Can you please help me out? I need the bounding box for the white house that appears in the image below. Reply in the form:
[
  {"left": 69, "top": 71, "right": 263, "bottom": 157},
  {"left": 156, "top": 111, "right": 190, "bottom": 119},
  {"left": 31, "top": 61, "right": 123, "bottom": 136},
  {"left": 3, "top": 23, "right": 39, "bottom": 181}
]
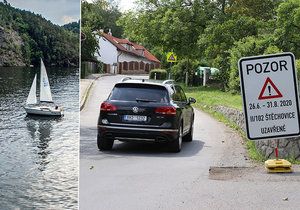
[{"left": 95, "top": 32, "right": 161, "bottom": 74}]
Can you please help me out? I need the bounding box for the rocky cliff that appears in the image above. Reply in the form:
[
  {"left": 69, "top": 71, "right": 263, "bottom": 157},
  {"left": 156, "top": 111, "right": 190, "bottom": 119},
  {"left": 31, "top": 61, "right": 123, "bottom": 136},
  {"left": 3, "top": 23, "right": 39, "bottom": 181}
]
[{"left": 0, "top": 26, "right": 26, "bottom": 66}]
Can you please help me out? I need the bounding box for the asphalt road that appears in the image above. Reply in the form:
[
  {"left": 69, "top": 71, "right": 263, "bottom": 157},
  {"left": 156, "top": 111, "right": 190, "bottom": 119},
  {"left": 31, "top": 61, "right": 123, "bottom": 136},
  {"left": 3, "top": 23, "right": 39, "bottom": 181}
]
[{"left": 80, "top": 75, "right": 300, "bottom": 210}]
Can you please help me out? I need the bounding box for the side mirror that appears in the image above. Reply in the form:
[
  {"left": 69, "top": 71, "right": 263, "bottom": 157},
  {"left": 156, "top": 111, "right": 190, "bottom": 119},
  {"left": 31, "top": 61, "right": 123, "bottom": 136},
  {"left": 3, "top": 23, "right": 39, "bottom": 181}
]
[{"left": 188, "top": 97, "right": 196, "bottom": 104}]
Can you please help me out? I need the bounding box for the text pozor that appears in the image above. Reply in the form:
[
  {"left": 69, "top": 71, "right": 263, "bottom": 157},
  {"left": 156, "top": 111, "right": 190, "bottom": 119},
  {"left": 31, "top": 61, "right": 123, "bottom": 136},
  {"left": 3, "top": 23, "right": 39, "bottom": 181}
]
[{"left": 246, "top": 60, "right": 288, "bottom": 75}]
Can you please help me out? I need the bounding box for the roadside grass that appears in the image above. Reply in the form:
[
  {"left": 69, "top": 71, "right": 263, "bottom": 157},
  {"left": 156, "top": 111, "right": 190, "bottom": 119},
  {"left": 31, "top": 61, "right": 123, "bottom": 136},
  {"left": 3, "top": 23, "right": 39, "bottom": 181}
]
[
  {"left": 183, "top": 86, "right": 243, "bottom": 110},
  {"left": 183, "top": 85, "right": 267, "bottom": 163},
  {"left": 184, "top": 85, "right": 300, "bottom": 164}
]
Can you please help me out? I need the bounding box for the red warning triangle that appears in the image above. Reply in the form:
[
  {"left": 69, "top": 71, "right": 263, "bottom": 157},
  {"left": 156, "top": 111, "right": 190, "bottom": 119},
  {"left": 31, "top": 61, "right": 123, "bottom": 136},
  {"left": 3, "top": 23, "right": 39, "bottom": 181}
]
[
  {"left": 169, "top": 54, "right": 175, "bottom": 61},
  {"left": 258, "top": 77, "right": 283, "bottom": 100}
]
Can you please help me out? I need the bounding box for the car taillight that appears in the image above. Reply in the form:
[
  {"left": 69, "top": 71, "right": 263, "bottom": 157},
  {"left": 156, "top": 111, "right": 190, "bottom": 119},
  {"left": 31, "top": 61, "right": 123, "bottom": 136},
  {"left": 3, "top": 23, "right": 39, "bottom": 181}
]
[
  {"left": 155, "top": 106, "right": 176, "bottom": 115},
  {"left": 100, "top": 102, "right": 117, "bottom": 112}
]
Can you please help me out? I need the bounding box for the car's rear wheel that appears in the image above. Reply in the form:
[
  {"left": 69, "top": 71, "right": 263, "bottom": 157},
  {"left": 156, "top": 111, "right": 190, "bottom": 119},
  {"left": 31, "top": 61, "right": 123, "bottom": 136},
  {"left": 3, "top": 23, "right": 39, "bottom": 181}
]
[
  {"left": 183, "top": 120, "right": 193, "bottom": 142},
  {"left": 169, "top": 123, "right": 182, "bottom": 153},
  {"left": 97, "top": 134, "right": 114, "bottom": 150}
]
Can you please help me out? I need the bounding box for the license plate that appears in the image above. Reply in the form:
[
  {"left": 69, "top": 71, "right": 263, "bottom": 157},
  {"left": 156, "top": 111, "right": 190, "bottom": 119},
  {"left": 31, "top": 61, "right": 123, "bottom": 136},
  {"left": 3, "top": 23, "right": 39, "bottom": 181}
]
[{"left": 123, "top": 115, "right": 147, "bottom": 122}]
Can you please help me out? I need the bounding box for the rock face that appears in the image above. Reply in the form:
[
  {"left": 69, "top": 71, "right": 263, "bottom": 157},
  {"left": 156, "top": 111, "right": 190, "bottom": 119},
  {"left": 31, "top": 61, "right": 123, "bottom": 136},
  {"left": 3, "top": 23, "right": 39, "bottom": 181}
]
[
  {"left": 0, "top": 26, "right": 26, "bottom": 66},
  {"left": 214, "top": 105, "right": 300, "bottom": 160}
]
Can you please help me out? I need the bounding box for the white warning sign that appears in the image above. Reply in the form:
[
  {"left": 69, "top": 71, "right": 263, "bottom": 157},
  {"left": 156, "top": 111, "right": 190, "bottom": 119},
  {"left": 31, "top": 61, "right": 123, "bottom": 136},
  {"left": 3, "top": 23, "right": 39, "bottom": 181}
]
[{"left": 239, "top": 53, "right": 300, "bottom": 140}]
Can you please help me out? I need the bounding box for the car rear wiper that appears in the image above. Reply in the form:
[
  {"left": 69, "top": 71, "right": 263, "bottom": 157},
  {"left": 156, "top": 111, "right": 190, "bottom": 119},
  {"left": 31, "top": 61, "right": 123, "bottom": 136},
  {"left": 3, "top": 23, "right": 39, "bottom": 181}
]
[{"left": 136, "top": 98, "right": 157, "bottom": 102}]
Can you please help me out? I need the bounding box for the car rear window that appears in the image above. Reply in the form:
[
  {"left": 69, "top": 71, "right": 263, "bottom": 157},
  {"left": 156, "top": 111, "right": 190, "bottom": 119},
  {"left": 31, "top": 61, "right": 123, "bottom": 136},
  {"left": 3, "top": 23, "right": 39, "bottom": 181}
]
[{"left": 109, "top": 84, "right": 169, "bottom": 103}]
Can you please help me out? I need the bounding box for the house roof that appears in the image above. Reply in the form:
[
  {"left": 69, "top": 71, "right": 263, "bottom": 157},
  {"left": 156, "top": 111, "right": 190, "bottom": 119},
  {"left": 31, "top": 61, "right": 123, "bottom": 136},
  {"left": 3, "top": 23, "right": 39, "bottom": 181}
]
[{"left": 101, "top": 33, "right": 160, "bottom": 63}]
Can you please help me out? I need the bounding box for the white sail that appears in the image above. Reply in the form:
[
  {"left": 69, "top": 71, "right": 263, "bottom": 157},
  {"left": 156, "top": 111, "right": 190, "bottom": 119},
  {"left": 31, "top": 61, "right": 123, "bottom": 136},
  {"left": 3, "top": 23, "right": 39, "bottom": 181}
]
[
  {"left": 40, "top": 59, "right": 53, "bottom": 102},
  {"left": 26, "top": 74, "right": 37, "bottom": 105}
]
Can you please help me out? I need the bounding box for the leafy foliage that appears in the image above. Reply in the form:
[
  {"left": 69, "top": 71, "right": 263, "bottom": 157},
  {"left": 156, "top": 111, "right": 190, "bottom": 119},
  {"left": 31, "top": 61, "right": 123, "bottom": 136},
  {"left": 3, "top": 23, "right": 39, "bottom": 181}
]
[
  {"left": 81, "top": 0, "right": 123, "bottom": 61},
  {"left": 198, "top": 16, "right": 259, "bottom": 86},
  {"left": 228, "top": 35, "right": 281, "bottom": 93},
  {"left": 117, "top": 0, "right": 299, "bottom": 92},
  {"left": 81, "top": 26, "right": 98, "bottom": 61},
  {"left": 227, "top": 0, "right": 300, "bottom": 92},
  {"left": 63, "top": 21, "right": 80, "bottom": 34},
  {"left": 296, "top": 59, "right": 300, "bottom": 79},
  {"left": 149, "top": 69, "right": 168, "bottom": 80},
  {"left": 118, "top": 0, "right": 215, "bottom": 62},
  {"left": 225, "top": 0, "right": 278, "bottom": 20},
  {"left": 274, "top": 0, "right": 300, "bottom": 58},
  {"left": 170, "top": 59, "right": 199, "bottom": 85}
]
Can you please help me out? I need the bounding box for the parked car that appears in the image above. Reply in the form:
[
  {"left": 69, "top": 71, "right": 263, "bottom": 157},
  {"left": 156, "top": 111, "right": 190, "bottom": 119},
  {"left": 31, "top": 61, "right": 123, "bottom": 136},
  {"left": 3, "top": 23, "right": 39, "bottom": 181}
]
[{"left": 97, "top": 78, "right": 196, "bottom": 152}]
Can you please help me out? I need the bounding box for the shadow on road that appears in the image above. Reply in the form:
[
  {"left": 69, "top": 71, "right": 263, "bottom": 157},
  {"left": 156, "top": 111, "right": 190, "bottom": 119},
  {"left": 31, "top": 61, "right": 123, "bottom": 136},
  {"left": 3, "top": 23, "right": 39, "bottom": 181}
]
[
  {"left": 80, "top": 125, "right": 205, "bottom": 158},
  {"left": 100, "top": 139, "right": 205, "bottom": 158}
]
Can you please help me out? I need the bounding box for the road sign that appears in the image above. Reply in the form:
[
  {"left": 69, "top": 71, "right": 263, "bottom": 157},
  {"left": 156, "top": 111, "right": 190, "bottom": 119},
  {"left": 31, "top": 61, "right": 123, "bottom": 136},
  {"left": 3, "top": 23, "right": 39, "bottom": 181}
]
[
  {"left": 239, "top": 52, "right": 300, "bottom": 140},
  {"left": 258, "top": 77, "right": 283, "bottom": 100},
  {"left": 167, "top": 52, "right": 177, "bottom": 62}
]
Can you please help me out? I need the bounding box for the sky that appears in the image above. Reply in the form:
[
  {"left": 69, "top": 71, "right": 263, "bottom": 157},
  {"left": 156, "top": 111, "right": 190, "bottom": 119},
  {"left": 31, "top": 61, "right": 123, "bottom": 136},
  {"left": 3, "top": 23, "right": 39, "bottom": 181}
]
[
  {"left": 86, "top": 0, "right": 136, "bottom": 12},
  {"left": 1, "top": 0, "right": 80, "bottom": 26},
  {"left": 112, "top": 0, "right": 136, "bottom": 12}
]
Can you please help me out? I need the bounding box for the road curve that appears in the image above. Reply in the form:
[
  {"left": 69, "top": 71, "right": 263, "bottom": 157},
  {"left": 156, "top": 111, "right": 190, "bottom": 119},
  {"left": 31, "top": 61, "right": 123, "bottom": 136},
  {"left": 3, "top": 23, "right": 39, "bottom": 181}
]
[{"left": 80, "top": 75, "right": 300, "bottom": 210}]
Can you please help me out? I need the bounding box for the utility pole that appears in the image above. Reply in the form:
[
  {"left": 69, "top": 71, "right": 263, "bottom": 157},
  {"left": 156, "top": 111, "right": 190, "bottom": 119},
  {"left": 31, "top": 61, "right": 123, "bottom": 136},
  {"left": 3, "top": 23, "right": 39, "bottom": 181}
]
[{"left": 185, "top": 72, "right": 188, "bottom": 86}]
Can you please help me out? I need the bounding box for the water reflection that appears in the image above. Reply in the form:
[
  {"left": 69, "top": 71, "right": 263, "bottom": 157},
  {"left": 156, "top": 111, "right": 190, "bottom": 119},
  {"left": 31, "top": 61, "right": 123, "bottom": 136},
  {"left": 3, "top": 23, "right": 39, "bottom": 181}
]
[
  {"left": 0, "top": 67, "right": 78, "bottom": 209},
  {"left": 25, "top": 116, "right": 62, "bottom": 171}
]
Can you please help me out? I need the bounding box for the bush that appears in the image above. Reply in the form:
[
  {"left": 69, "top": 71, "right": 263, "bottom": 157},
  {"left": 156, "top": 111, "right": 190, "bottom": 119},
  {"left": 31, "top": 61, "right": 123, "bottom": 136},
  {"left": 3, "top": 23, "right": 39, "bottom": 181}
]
[
  {"left": 149, "top": 69, "right": 168, "bottom": 80},
  {"left": 228, "top": 35, "right": 281, "bottom": 93},
  {"left": 170, "top": 59, "right": 199, "bottom": 85},
  {"left": 296, "top": 59, "right": 300, "bottom": 79}
]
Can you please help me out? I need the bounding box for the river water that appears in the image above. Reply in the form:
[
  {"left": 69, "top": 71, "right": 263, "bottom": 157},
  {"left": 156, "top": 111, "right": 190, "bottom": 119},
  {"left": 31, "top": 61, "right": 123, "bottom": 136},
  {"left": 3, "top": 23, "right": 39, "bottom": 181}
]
[{"left": 0, "top": 67, "right": 79, "bottom": 209}]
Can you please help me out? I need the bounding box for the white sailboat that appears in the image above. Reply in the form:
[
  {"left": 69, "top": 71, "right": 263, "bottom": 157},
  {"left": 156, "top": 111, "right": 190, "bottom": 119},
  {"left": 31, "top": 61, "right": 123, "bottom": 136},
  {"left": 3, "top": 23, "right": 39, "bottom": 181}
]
[{"left": 24, "top": 59, "right": 63, "bottom": 116}]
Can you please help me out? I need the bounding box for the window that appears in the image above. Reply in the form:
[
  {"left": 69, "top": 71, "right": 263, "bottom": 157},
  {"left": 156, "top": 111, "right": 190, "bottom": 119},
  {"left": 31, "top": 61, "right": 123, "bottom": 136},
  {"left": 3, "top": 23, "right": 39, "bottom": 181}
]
[
  {"left": 171, "top": 86, "right": 187, "bottom": 102},
  {"left": 109, "top": 85, "right": 169, "bottom": 103},
  {"left": 126, "top": 44, "right": 132, "bottom": 51}
]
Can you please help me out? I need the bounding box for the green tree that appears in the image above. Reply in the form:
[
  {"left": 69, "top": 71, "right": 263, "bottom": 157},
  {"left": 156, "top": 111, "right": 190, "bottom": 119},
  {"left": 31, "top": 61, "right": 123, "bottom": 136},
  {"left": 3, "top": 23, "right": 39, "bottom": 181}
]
[
  {"left": 81, "top": 26, "right": 98, "bottom": 61},
  {"left": 0, "top": 2, "right": 79, "bottom": 67},
  {"left": 225, "top": 0, "right": 278, "bottom": 20},
  {"left": 228, "top": 35, "right": 281, "bottom": 93},
  {"left": 198, "top": 16, "right": 258, "bottom": 87},
  {"left": 81, "top": 0, "right": 123, "bottom": 61},
  {"left": 274, "top": 0, "right": 300, "bottom": 58},
  {"left": 118, "top": 0, "right": 217, "bottom": 70}
]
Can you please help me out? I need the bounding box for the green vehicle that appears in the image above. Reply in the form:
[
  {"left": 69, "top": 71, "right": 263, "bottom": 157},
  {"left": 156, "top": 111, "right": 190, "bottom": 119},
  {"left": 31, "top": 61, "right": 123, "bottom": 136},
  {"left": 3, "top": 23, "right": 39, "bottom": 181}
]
[{"left": 195, "top": 66, "right": 220, "bottom": 79}]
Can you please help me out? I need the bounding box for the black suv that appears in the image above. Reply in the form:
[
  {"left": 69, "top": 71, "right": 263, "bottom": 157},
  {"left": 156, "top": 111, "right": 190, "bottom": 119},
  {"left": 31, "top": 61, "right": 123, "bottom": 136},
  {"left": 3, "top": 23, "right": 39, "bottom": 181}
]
[{"left": 97, "top": 78, "right": 196, "bottom": 152}]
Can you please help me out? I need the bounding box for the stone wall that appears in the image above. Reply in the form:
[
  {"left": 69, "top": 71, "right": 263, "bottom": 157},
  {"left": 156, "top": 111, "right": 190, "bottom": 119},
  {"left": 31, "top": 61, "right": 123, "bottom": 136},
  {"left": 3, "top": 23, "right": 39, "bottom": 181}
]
[{"left": 213, "top": 105, "right": 300, "bottom": 160}]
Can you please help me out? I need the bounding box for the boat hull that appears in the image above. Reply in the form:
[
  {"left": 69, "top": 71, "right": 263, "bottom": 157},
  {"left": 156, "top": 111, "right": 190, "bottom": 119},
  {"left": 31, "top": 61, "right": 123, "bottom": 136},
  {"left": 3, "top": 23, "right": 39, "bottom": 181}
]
[{"left": 25, "top": 106, "right": 63, "bottom": 116}]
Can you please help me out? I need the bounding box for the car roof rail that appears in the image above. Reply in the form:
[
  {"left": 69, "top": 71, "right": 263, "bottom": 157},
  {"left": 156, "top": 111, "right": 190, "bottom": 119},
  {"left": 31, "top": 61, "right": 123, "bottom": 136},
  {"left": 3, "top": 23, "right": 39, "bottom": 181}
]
[
  {"left": 162, "top": 80, "right": 175, "bottom": 85},
  {"left": 121, "top": 77, "right": 132, "bottom": 82}
]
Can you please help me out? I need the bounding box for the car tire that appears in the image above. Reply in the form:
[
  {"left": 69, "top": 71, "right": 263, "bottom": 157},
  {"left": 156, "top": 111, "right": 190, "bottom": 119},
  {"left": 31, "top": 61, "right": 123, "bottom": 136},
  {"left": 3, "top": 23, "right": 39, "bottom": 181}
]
[
  {"left": 97, "top": 134, "right": 114, "bottom": 151},
  {"left": 169, "top": 123, "right": 182, "bottom": 153},
  {"left": 183, "top": 120, "right": 193, "bottom": 142}
]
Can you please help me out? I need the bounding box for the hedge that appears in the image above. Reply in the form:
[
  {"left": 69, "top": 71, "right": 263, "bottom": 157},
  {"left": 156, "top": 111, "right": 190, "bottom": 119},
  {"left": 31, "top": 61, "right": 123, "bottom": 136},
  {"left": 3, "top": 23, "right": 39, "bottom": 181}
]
[{"left": 149, "top": 69, "right": 168, "bottom": 80}]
